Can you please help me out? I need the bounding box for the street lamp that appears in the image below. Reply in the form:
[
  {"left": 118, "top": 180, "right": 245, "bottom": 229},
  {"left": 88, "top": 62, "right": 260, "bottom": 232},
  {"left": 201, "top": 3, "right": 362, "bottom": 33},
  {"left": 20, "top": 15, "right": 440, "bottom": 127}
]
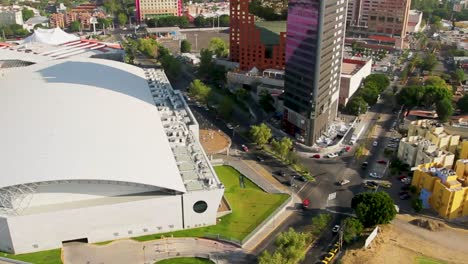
[{"left": 194, "top": 33, "right": 198, "bottom": 52}]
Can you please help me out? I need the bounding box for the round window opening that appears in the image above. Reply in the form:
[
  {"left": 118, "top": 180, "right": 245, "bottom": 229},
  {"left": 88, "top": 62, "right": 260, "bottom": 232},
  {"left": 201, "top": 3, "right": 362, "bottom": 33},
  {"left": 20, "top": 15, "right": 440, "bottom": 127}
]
[{"left": 193, "top": 201, "right": 208, "bottom": 213}]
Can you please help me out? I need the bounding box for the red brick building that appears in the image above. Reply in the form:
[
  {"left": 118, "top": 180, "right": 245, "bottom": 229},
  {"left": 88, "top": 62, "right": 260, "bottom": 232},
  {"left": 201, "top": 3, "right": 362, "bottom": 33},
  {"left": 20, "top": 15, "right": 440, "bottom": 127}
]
[{"left": 229, "top": 0, "right": 286, "bottom": 71}]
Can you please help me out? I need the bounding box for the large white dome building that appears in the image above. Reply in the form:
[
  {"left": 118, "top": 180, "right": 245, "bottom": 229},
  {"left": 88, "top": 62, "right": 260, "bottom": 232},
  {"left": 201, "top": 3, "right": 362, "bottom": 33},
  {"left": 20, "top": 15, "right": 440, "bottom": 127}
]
[{"left": 0, "top": 52, "right": 224, "bottom": 254}]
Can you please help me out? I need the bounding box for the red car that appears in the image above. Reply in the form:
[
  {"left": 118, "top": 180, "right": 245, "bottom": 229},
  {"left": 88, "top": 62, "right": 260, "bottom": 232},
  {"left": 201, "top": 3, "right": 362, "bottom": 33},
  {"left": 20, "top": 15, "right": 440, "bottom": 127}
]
[
  {"left": 345, "top": 146, "right": 351, "bottom": 152},
  {"left": 302, "top": 199, "right": 310, "bottom": 209},
  {"left": 311, "top": 154, "right": 321, "bottom": 159},
  {"left": 398, "top": 175, "right": 407, "bottom": 180},
  {"left": 377, "top": 160, "right": 387, "bottom": 164},
  {"left": 241, "top": 144, "right": 249, "bottom": 152}
]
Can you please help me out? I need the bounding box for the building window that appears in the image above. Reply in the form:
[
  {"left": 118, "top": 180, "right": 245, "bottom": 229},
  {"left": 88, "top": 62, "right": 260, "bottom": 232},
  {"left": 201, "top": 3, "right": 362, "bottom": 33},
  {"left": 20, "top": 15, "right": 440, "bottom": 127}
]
[{"left": 193, "top": 200, "right": 208, "bottom": 213}]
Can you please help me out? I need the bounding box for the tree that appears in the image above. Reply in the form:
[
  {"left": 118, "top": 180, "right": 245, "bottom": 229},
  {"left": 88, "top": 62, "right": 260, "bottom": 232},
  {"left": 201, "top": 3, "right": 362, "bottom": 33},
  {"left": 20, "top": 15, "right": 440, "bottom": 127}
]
[
  {"left": 274, "top": 228, "right": 310, "bottom": 264},
  {"left": 412, "top": 199, "right": 423, "bottom": 212},
  {"left": 103, "top": 0, "right": 121, "bottom": 14},
  {"left": 194, "top": 16, "right": 209, "bottom": 27},
  {"left": 198, "top": 48, "right": 214, "bottom": 77},
  {"left": 118, "top": 13, "right": 127, "bottom": 26},
  {"left": 258, "top": 251, "right": 285, "bottom": 264},
  {"left": 188, "top": 79, "right": 211, "bottom": 104},
  {"left": 436, "top": 98, "right": 454, "bottom": 122},
  {"left": 208, "top": 37, "right": 228, "bottom": 58},
  {"left": 457, "top": 94, "right": 468, "bottom": 114},
  {"left": 259, "top": 89, "right": 275, "bottom": 112},
  {"left": 180, "top": 39, "right": 191, "bottom": 53},
  {"left": 271, "top": 137, "right": 293, "bottom": 160},
  {"left": 250, "top": 123, "right": 272, "bottom": 147},
  {"left": 235, "top": 88, "right": 249, "bottom": 100},
  {"left": 360, "top": 83, "right": 380, "bottom": 105},
  {"left": 310, "top": 214, "right": 332, "bottom": 235},
  {"left": 344, "top": 96, "right": 368, "bottom": 115},
  {"left": 421, "top": 54, "right": 438, "bottom": 71},
  {"left": 364, "top": 74, "right": 390, "bottom": 92},
  {"left": 70, "top": 21, "right": 80, "bottom": 32},
  {"left": 22, "top": 8, "right": 34, "bottom": 22},
  {"left": 424, "top": 76, "right": 450, "bottom": 90},
  {"left": 219, "top": 14, "right": 230, "bottom": 27},
  {"left": 218, "top": 96, "right": 234, "bottom": 120},
  {"left": 97, "top": 18, "right": 112, "bottom": 29},
  {"left": 137, "top": 38, "right": 158, "bottom": 58},
  {"left": 160, "top": 54, "right": 182, "bottom": 80},
  {"left": 351, "top": 192, "right": 397, "bottom": 227},
  {"left": 453, "top": 69, "right": 465, "bottom": 85},
  {"left": 343, "top": 217, "right": 364, "bottom": 244}
]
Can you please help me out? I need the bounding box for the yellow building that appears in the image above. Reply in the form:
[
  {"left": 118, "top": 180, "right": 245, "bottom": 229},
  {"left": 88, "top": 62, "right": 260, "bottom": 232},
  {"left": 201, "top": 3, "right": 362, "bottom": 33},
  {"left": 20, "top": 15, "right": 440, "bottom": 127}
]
[
  {"left": 408, "top": 120, "right": 460, "bottom": 153},
  {"left": 460, "top": 140, "right": 468, "bottom": 160},
  {"left": 412, "top": 161, "right": 468, "bottom": 220}
]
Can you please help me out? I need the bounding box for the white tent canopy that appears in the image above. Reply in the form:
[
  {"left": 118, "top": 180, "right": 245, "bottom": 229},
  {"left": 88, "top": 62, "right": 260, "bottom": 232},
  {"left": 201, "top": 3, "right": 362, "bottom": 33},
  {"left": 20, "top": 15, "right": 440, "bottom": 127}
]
[{"left": 23, "top": 27, "right": 80, "bottom": 46}]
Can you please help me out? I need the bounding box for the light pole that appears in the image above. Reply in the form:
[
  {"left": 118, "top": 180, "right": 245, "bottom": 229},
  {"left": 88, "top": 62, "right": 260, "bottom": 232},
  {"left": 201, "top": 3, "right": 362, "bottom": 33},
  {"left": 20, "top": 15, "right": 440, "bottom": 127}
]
[{"left": 194, "top": 33, "right": 198, "bottom": 52}]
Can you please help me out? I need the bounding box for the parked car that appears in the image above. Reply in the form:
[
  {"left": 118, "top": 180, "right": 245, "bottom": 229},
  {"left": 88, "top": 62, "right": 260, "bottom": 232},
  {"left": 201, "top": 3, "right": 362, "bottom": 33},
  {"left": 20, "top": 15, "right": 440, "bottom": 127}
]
[
  {"left": 399, "top": 191, "right": 409, "bottom": 196},
  {"left": 324, "top": 252, "right": 335, "bottom": 262},
  {"left": 401, "top": 185, "right": 411, "bottom": 191},
  {"left": 332, "top": 225, "right": 340, "bottom": 233},
  {"left": 379, "top": 182, "right": 392, "bottom": 188},
  {"left": 226, "top": 123, "right": 234, "bottom": 130},
  {"left": 302, "top": 199, "right": 310, "bottom": 209},
  {"left": 294, "top": 175, "right": 307, "bottom": 182},
  {"left": 401, "top": 178, "right": 411, "bottom": 184},
  {"left": 327, "top": 153, "right": 338, "bottom": 158},
  {"left": 361, "top": 161, "right": 369, "bottom": 169},
  {"left": 339, "top": 179, "right": 350, "bottom": 186},
  {"left": 365, "top": 181, "right": 378, "bottom": 190},
  {"left": 369, "top": 172, "right": 382, "bottom": 178},
  {"left": 344, "top": 146, "right": 351, "bottom": 152},
  {"left": 277, "top": 170, "right": 286, "bottom": 177},
  {"left": 398, "top": 175, "right": 407, "bottom": 180},
  {"left": 373, "top": 141, "right": 378, "bottom": 147},
  {"left": 256, "top": 156, "right": 265, "bottom": 162},
  {"left": 400, "top": 193, "right": 411, "bottom": 200},
  {"left": 377, "top": 160, "right": 388, "bottom": 164},
  {"left": 241, "top": 144, "right": 249, "bottom": 152},
  {"left": 311, "top": 154, "right": 321, "bottom": 159}
]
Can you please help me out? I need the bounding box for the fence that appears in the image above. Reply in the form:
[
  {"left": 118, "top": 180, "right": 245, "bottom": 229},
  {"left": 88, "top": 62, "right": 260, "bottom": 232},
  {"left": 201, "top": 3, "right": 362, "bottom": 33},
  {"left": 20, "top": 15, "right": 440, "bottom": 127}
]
[{"left": 240, "top": 195, "right": 293, "bottom": 247}]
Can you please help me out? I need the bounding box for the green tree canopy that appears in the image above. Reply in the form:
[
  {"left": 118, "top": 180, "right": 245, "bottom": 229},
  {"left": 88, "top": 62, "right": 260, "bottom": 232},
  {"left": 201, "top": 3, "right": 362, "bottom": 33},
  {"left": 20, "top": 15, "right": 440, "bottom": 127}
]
[
  {"left": 70, "top": 21, "right": 81, "bottom": 32},
  {"left": 310, "top": 213, "right": 332, "bottom": 235},
  {"left": 218, "top": 96, "right": 235, "bottom": 120},
  {"left": 118, "top": 13, "right": 127, "bottom": 26},
  {"left": 22, "top": 8, "right": 34, "bottom": 22},
  {"left": 343, "top": 217, "right": 364, "bottom": 244},
  {"left": 457, "top": 94, "right": 468, "bottom": 114},
  {"left": 344, "top": 96, "right": 368, "bottom": 115},
  {"left": 359, "top": 82, "right": 380, "bottom": 105},
  {"left": 250, "top": 123, "right": 272, "bottom": 147},
  {"left": 219, "top": 14, "right": 230, "bottom": 27},
  {"left": 208, "top": 37, "right": 228, "bottom": 58},
  {"left": 259, "top": 89, "right": 275, "bottom": 112},
  {"left": 258, "top": 251, "right": 285, "bottom": 264},
  {"left": 271, "top": 137, "right": 293, "bottom": 160},
  {"left": 103, "top": 0, "right": 121, "bottom": 14},
  {"left": 137, "top": 38, "right": 158, "bottom": 58},
  {"left": 160, "top": 54, "right": 181, "bottom": 80},
  {"left": 188, "top": 79, "right": 211, "bottom": 104},
  {"left": 351, "top": 192, "right": 397, "bottom": 227},
  {"left": 275, "top": 227, "right": 310, "bottom": 263},
  {"left": 453, "top": 69, "right": 465, "bottom": 85},
  {"left": 180, "top": 39, "right": 191, "bottom": 53},
  {"left": 198, "top": 48, "right": 214, "bottom": 77},
  {"left": 436, "top": 98, "right": 454, "bottom": 122},
  {"left": 363, "top": 73, "right": 390, "bottom": 92},
  {"left": 424, "top": 76, "right": 450, "bottom": 90}
]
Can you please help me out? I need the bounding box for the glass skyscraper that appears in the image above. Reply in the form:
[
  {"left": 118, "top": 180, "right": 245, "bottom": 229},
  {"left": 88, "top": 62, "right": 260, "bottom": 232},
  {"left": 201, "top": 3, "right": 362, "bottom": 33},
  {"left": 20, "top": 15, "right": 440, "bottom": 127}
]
[{"left": 283, "top": 0, "right": 348, "bottom": 146}]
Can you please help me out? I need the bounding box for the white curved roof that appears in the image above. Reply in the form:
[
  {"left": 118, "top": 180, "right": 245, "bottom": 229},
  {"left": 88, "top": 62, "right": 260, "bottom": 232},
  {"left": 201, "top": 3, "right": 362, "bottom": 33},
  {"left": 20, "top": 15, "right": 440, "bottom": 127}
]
[
  {"left": 0, "top": 58, "right": 186, "bottom": 193},
  {"left": 23, "top": 27, "right": 80, "bottom": 46}
]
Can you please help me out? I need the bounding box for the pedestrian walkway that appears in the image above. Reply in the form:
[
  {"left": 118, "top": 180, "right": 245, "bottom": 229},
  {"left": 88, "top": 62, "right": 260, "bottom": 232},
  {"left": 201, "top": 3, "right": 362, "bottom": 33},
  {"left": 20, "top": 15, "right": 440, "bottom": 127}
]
[
  {"left": 223, "top": 157, "right": 285, "bottom": 194},
  {"left": 243, "top": 160, "right": 289, "bottom": 193},
  {"left": 63, "top": 238, "right": 247, "bottom": 264}
]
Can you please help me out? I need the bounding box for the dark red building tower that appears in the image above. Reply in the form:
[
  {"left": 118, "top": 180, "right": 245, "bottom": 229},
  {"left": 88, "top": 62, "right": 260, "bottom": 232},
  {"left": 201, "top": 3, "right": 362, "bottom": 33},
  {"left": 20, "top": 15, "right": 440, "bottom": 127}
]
[{"left": 229, "top": 0, "right": 287, "bottom": 71}]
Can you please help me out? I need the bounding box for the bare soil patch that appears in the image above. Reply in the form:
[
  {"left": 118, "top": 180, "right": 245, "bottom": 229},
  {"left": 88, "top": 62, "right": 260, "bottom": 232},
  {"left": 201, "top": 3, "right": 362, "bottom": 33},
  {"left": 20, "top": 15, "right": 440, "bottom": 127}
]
[{"left": 199, "top": 129, "right": 230, "bottom": 154}]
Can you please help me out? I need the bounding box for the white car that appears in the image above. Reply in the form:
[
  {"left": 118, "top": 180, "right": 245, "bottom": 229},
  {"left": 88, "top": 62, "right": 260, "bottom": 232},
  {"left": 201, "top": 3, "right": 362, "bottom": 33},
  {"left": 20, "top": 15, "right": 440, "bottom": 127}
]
[
  {"left": 372, "top": 141, "right": 378, "bottom": 147},
  {"left": 327, "top": 153, "right": 338, "bottom": 158},
  {"left": 369, "top": 172, "right": 382, "bottom": 178},
  {"left": 401, "top": 177, "right": 411, "bottom": 184},
  {"left": 332, "top": 225, "right": 340, "bottom": 233},
  {"left": 339, "top": 179, "right": 350, "bottom": 186}
]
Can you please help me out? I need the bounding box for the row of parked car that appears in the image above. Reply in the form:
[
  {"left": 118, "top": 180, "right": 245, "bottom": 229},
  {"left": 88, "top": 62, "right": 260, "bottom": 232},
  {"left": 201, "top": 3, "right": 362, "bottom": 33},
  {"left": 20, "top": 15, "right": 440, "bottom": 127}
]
[
  {"left": 310, "top": 146, "right": 352, "bottom": 159},
  {"left": 320, "top": 242, "right": 340, "bottom": 264}
]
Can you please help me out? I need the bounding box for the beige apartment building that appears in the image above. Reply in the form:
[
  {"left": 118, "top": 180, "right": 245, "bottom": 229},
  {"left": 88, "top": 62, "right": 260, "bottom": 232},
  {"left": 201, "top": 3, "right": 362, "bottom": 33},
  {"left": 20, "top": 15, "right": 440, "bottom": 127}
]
[
  {"left": 136, "top": 0, "right": 182, "bottom": 22},
  {"left": 398, "top": 136, "right": 455, "bottom": 168},
  {"left": 408, "top": 120, "right": 460, "bottom": 153}
]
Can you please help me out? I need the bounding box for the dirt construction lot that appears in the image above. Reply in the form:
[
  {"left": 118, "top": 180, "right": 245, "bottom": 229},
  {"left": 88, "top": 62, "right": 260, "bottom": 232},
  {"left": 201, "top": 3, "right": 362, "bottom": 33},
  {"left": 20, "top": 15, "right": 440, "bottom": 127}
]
[{"left": 342, "top": 214, "right": 468, "bottom": 264}]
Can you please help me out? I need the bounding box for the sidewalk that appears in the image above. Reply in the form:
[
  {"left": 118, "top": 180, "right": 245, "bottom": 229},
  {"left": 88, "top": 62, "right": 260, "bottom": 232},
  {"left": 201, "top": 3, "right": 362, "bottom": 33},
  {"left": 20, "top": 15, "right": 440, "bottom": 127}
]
[{"left": 62, "top": 238, "right": 248, "bottom": 264}]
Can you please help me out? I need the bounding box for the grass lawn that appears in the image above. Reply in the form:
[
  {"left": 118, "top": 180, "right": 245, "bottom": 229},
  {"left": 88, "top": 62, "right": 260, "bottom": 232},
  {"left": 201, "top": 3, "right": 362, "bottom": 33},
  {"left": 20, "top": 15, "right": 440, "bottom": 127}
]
[
  {"left": 415, "top": 256, "right": 446, "bottom": 264},
  {"left": 133, "top": 165, "right": 289, "bottom": 242},
  {"left": 155, "top": 257, "right": 214, "bottom": 264},
  {"left": 0, "top": 248, "right": 62, "bottom": 264}
]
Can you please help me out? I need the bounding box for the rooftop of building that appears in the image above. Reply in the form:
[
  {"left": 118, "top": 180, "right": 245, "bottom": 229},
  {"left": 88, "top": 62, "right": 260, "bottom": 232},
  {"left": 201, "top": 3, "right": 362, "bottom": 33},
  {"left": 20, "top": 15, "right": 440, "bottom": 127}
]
[
  {"left": 341, "top": 58, "right": 370, "bottom": 75},
  {"left": 255, "top": 20, "right": 286, "bottom": 45}
]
